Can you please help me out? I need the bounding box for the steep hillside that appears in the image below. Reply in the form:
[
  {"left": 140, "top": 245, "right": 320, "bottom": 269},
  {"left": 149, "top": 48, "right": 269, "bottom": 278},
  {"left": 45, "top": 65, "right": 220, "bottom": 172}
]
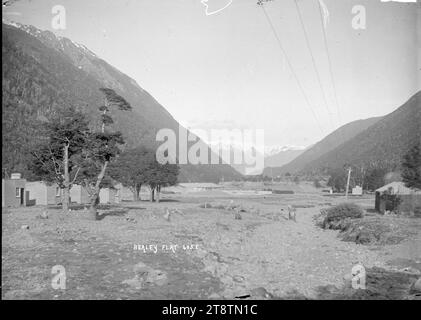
[
  {"left": 2, "top": 21, "right": 242, "bottom": 182},
  {"left": 264, "top": 116, "right": 381, "bottom": 176},
  {"left": 303, "top": 91, "right": 421, "bottom": 172}
]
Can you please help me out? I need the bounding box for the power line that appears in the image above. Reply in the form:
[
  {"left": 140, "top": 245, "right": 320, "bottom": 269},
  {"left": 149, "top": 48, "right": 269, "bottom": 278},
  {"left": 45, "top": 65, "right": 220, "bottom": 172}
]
[
  {"left": 316, "top": 0, "right": 342, "bottom": 126},
  {"left": 293, "top": 0, "right": 335, "bottom": 131},
  {"left": 260, "top": 4, "right": 325, "bottom": 135}
]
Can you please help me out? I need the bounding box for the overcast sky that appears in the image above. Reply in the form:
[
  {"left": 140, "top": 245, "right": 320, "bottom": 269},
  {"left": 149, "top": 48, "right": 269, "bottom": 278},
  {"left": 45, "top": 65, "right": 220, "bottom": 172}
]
[{"left": 3, "top": 0, "right": 420, "bottom": 148}]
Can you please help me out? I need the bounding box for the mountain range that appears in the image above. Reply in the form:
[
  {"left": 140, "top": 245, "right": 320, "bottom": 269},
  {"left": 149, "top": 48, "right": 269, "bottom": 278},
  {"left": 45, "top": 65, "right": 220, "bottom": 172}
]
[
  {"left": 264, "top": 91, "right": 421, "bottom": 176},
  {"left": 264, "top": 147, "right": 306, "bottom": 169},
  {"left": 2, "top": 21, "right": 242, "bottom": 182},
  {"left": 3, "top": 20, "right": 420, "bottom": 182}
]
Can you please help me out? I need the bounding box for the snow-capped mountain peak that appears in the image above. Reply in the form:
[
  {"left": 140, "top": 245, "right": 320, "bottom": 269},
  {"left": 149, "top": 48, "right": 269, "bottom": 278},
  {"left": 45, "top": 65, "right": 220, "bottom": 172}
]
[
  {"left": 3, "top": 19, "right": 97, "bottom": 58},
  {"left": 264, "top": 145, "right": 306, "bottom": 157}
]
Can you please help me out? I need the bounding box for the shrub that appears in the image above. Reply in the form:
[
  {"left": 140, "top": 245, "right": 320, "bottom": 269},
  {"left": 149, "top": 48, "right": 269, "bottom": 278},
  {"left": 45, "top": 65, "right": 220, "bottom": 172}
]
[
  {"left": 325, "top": 203, "right": 364, "bottom": 223},
  {"left": 340, "top": 217, "right": 411, "bottom": 245},
  {"left": 315, "top": 204, "right": 413, "bottom": 246},
  {"left": 315, "top": 203, "right": 364, "bottom": 230}
]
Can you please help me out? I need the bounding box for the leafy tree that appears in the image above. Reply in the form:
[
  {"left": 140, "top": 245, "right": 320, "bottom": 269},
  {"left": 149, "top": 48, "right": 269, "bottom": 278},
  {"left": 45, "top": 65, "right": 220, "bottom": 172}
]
[
  {"left": 327, "top": 169, "right": 346, "bottom": 192},
  {"left": 2, "top": 99, "right": 45, "bottom": 179},
  {"left": 263, "top": 175, "right": 272, "bottom": 182},
  {"left": 365, "top": 167, "right": 387, "bottom": 192},
  {"left": 30, "top": 107, "right": 89, "bottom": 211},
  {"left": 313, "top": 179, "right": 322, "bottom": 188},
  {"left": 144, "top": 160, "right": 179, "bottom": 202},
  {"left": 108, "top": 147, "right": 155, "bottom": 201},
  {"left": 77, "top": 88, "right": 132, "bottom": 219},
  {"left": 401, "top": 144, "right": 421, "bottom": 190}
]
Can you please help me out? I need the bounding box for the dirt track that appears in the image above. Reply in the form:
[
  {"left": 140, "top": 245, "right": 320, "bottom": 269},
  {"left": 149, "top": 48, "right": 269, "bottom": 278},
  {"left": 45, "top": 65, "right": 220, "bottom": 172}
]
[{"left": 2, "top": 191, "right": 420, "bottom": 299}]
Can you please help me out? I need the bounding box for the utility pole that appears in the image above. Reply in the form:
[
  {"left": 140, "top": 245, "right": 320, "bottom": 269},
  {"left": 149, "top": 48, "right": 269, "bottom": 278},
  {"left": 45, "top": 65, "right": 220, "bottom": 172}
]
[
  {"left": 360, "top": 165, "right": 365, "bottom": 193},
  {"left": 345, "top": 167, "right": 352, "bottom": 200}
]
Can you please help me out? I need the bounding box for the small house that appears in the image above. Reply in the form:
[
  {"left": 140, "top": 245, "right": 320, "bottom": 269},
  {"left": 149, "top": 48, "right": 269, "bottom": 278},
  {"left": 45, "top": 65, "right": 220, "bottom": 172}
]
[
  {"left": 99, "top": 188, "right": 120, "bottom": 204},
  {"left": 114, "top": 183, "right": 135, "bottom": 201},
  {"left": 25, "top": 181, "right": 62, "bottom": 206},
  {"left": 352, "top": 186, "right": 363, "bottom": 195},
  {"left": 70, "top": 184, "right": 90, "bottom": 204},
  {"left": 2, "top": 173, "right": 27, "bottom": 207},
  {"left": 375, "top": 181, "right": 421, "bottom": 214}
]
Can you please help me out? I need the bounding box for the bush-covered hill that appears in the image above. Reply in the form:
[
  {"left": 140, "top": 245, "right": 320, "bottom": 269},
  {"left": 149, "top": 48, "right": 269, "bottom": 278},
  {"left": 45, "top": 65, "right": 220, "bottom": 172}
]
[{"left": 266, "top": 91, "right": 420, "bottom": 176}]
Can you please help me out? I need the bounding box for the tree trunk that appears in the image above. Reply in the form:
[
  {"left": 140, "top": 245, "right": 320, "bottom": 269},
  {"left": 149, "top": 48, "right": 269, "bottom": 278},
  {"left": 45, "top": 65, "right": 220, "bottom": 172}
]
[
  {"left": 156, "top": 185, "right": 160, "bottom": 203},
  {"left": 89, "top": 161, "right": 109, "bottom": 220},
  {"left": 63, "top": 186, "right": 70, "bottom": 212},
  {"left": 101, "top": 107, "right": 107, "bottom": 133},
  {"left": 62, "top": 144, "right": 70, "bottom": 212},
  {"left": 150, "top": 187, "right": 155, "bottom": 202},
  {"left": 132, "top": 184, "right": 141, "bottom": 201},
  {"left": 132, "top": 189, "right": 139, "bottom": 201},
  {"left": 89, "top": 195, "right": 100, "bottom": 220}
]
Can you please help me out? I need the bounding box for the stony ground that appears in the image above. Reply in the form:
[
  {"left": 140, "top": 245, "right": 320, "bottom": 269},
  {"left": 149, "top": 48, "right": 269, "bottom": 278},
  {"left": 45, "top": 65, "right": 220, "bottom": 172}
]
[{"left": 2, "top": 191, "right": 420, "bottom": 300}]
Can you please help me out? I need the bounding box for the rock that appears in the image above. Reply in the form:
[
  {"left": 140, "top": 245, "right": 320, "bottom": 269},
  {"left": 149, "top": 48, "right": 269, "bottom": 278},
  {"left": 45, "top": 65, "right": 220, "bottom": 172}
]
[
  {"left": 145, "top": 269, "right": 167, "bottom": 286},
  {"left": 164, "top": 208, "right": 171, "bottom": 221},
  {"left": 220, "top": 236, "right": 230, "bottom": 245},
  {"left": 21, "top": 225, "right": 29, "bottom": 230},
  {"left": 196, "top": 248, "right": 208, "bottom": 259},
  {"left": 410, "top": 278, "right": 421, "bottom": 293},
  {"left": 39, "top": 211, "right": 48, "bottom": 219},
  {"left": 355, "top": 230, "right": 377, "bottom": 245},
  {"left": 122, "top": 277, "right": 143, "bottom": 290},
  {"left": 208, "top": 292, "right": 221, "bottom": 299},
  {"left": 133, "top": 262, "right": 148, "bottom": 274},
  {"left": 203, "top": 263, "right": 218, "bottom": 276},
  {"left": 399, "top": 267, "right": 421, "bottom": 276},
  {"left": 132, "top": 262, "right": 168, "bottom": 286},
  {"left": 250, "top": 287, "right": 273, "bottom": 299},
  {"left": 172, "top": 208, "right": 183, "bottom": 214},
  {"left": 233, "top": 275, "right": 245, "bottom": 283}
]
